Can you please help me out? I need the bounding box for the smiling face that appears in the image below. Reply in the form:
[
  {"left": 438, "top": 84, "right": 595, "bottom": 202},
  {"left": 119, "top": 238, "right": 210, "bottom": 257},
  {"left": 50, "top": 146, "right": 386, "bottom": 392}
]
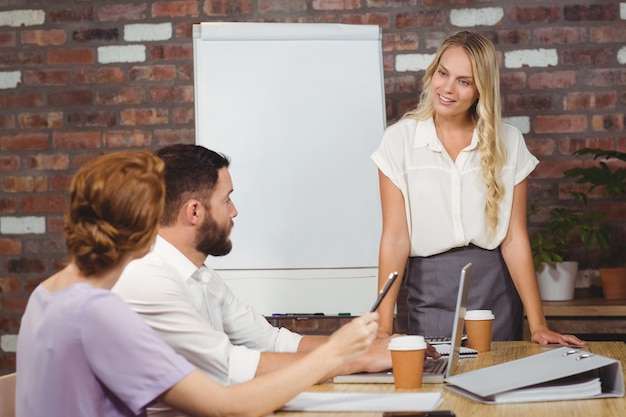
[{"left": 430, "top": 46, "right": 480, "bottom": 120}]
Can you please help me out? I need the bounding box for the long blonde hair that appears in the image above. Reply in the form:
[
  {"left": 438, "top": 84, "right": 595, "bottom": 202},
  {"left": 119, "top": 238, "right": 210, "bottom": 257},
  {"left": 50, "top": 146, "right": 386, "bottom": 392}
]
[{"left": 404, "top": 31, "right": 506, "bottom": 241}]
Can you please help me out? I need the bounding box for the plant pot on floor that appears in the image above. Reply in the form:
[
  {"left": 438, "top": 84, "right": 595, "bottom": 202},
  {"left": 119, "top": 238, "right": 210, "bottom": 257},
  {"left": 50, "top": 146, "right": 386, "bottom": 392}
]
[
  {"left": 536, "top": 261, "right": 578, "bottom": 301},
  {"left": 599, "top": 267, "right": 626, "bottom": 300}
]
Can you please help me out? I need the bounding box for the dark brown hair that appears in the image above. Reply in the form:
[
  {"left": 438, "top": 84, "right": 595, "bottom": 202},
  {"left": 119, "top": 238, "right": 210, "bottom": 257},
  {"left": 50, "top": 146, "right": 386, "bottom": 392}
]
[{"left": 155, "top": 144, "right": 230, "bottom": 226}]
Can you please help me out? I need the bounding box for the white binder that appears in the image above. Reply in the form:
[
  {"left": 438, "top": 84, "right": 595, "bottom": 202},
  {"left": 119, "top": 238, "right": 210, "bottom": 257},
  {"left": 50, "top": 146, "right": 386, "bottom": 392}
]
[{"left": 445, "top": 346, "right": 624, "bottom": 404}]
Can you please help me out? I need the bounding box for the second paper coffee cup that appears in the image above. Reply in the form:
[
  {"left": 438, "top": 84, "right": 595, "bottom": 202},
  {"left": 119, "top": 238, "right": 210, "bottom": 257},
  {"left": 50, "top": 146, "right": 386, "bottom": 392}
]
[{"left": 465, "top": 309, "right": 495, "bottom": 352}]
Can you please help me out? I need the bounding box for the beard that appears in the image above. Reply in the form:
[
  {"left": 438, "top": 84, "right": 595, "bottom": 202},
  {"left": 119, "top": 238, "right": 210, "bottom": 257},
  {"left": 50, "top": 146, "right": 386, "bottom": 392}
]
[{"left": 195, "top": 215, "right": 233, "bottom": 257}]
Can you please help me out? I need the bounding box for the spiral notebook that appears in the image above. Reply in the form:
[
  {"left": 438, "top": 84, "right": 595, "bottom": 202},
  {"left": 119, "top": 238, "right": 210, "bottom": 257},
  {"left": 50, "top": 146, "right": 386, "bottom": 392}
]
[
  {"left": 434, "top": 343, "right": 477, "bottom": 358},
  {"left": 333, "top": 263, "right": 474, "bottom": 384}
]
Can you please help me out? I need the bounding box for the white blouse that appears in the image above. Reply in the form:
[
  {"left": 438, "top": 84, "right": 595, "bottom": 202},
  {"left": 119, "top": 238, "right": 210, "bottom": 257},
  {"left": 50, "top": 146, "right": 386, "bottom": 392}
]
[{"left": 371, "top": 117, "right": 539, "bottom": 257}]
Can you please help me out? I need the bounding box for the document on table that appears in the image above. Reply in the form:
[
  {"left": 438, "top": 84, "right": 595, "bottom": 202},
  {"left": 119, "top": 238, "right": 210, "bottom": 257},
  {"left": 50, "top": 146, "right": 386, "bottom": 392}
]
[{"left": 281, "top": 392, "right": 442, "bottom": 412}]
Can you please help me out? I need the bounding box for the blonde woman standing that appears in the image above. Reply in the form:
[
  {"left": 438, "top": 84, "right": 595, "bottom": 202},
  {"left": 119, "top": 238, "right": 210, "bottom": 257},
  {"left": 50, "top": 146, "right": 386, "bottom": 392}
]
[{"left": 372, "top": 31, "right": 585, "bottom": 346}]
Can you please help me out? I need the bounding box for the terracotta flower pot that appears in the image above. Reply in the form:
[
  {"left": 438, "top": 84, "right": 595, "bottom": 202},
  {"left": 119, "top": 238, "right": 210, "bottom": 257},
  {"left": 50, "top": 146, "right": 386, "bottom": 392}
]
[{"left": 599, "top": 267, "right": 626, "bottom": 300}]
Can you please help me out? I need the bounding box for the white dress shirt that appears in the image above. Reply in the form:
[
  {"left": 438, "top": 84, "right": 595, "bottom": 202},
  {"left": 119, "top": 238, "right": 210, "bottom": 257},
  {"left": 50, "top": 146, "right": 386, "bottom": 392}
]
[
  {"left": 113, "top": 236, "right": 302, "bottom": 385},
  {"left": 371, "top": 117, "right": 539, "bottom": 257}
]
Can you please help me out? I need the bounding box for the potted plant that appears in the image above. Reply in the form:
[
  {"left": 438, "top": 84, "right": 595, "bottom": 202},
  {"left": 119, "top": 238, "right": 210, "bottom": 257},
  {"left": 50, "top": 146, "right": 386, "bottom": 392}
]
[
  {"left": 564, "top": 148, "right": 626, "bottom": 299},
  {"left": 530, "top": 205, "right": 596, "bottom": 301}
]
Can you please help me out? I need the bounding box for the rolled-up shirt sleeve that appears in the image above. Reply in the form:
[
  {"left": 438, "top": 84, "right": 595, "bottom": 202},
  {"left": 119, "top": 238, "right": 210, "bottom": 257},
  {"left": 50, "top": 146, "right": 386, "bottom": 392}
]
[
  {"left": 275, "top": 327, "right": 302, "bottom": 351},
  {"left": 227, "top": 345, "right": 260, "bottom": 384},
  {"left": 227, "top": 327, "right": 302, "bottom": 384}
]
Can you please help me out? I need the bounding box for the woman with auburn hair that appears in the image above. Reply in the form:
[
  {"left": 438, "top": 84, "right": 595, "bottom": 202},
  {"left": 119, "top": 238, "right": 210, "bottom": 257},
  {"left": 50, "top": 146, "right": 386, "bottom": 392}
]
[
  {"left": 372, "top": 31, "right": 585, "bottom": 346},
  {"left": 16, "top": 150, "right": 378, "bottom": 417}
]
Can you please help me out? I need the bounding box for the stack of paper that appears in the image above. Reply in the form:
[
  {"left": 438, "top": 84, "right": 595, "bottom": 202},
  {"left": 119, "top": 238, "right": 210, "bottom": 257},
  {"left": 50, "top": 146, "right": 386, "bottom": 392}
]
[
  {"left": 281, "top": 392, "right": 442, "bottom": 412},
  {"left": 494, "top": 377, "right": 601, "bottom": 403}
]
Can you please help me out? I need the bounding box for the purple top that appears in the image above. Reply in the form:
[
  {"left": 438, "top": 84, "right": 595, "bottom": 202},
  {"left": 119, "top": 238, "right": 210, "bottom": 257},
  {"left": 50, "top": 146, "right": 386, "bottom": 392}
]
[{"left": 16, "top": 283, "right": 196, "bottom": 417}]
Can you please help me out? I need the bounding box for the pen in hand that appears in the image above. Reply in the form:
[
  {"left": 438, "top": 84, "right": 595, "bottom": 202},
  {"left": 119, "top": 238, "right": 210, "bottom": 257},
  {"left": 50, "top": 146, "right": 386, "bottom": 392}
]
[{"left": 370, "top": 272, "right": 398, "bottom": 312}]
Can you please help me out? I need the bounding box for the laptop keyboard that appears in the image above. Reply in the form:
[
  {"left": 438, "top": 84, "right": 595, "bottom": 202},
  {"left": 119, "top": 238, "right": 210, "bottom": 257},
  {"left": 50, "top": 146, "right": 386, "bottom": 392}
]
[{"left": 424, "top": 358, "right": 447, "bottom": 374}]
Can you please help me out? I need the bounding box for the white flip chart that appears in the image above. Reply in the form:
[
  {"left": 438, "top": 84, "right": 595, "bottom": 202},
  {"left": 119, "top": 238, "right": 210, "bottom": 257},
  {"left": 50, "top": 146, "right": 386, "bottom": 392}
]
[{"left": 193, "top": 22, "right": 386, "bottom": 315}]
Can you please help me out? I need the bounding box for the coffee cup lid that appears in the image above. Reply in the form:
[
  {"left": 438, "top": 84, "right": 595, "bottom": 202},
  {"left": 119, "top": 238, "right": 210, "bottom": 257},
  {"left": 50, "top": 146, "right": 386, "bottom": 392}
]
[
  {"left": 388, "top": 335, "right": 427, "bottom": 350},
  {"left": 465, "top": 309, "right": 495, "bottom": 320}
]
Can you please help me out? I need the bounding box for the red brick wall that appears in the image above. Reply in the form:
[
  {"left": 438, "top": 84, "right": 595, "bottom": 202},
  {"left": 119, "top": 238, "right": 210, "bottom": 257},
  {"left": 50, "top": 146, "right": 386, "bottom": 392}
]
[{"left": 0, "top": 1, "right": 624, "bottom": 373}]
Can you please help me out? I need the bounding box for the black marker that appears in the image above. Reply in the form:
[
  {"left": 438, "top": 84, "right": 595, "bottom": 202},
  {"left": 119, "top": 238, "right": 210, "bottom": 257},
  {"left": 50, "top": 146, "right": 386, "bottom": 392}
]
[{"left": 370, "top": 272, "right": 398, "bottom": 312}]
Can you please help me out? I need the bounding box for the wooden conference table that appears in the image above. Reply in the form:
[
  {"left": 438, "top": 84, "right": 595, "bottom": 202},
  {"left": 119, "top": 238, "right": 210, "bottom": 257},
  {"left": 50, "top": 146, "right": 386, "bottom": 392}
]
[{"left": 270, "top": 341, "right": 626, "bottom": 417}]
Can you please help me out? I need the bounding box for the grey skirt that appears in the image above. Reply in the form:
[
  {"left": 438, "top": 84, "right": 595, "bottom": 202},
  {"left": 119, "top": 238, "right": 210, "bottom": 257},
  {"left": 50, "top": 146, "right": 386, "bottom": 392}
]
[{"left": 405, "top": 245, "right": 523, "bottom": 340}]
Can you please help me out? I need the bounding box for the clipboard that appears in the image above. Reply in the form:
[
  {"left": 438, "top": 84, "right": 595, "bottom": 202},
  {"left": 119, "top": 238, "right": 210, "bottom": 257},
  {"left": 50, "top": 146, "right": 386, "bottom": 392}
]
[{"left": 445, "top": 347, "right": 624, "bottom": 404}]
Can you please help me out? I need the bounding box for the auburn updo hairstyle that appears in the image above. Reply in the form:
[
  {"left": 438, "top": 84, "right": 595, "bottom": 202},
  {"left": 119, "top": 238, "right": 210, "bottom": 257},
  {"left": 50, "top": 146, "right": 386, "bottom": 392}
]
[{"left": 63, "top": 151, "right": 165, "bottom": 276}]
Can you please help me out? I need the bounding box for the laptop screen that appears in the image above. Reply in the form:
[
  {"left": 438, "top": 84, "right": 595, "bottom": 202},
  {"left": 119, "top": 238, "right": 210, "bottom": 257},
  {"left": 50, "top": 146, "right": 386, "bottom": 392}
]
[
  {"left": 445, "top": 262, "right": 472, "bottom": 379},
  {"left": 331, "top": 262, "right": 474, "bottom": 384}
]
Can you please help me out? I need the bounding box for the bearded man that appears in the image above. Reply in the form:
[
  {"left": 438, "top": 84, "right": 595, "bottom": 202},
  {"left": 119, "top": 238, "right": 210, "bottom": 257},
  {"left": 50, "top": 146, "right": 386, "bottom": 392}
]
[{"left": 113, "top": 144, "right": 396, "bottom": 387}]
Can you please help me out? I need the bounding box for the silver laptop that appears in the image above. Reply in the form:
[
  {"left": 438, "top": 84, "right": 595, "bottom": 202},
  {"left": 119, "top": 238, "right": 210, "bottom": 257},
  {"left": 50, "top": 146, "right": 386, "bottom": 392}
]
[{"left": 333, "top": 262, "right": 473, "bottom": 384}]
